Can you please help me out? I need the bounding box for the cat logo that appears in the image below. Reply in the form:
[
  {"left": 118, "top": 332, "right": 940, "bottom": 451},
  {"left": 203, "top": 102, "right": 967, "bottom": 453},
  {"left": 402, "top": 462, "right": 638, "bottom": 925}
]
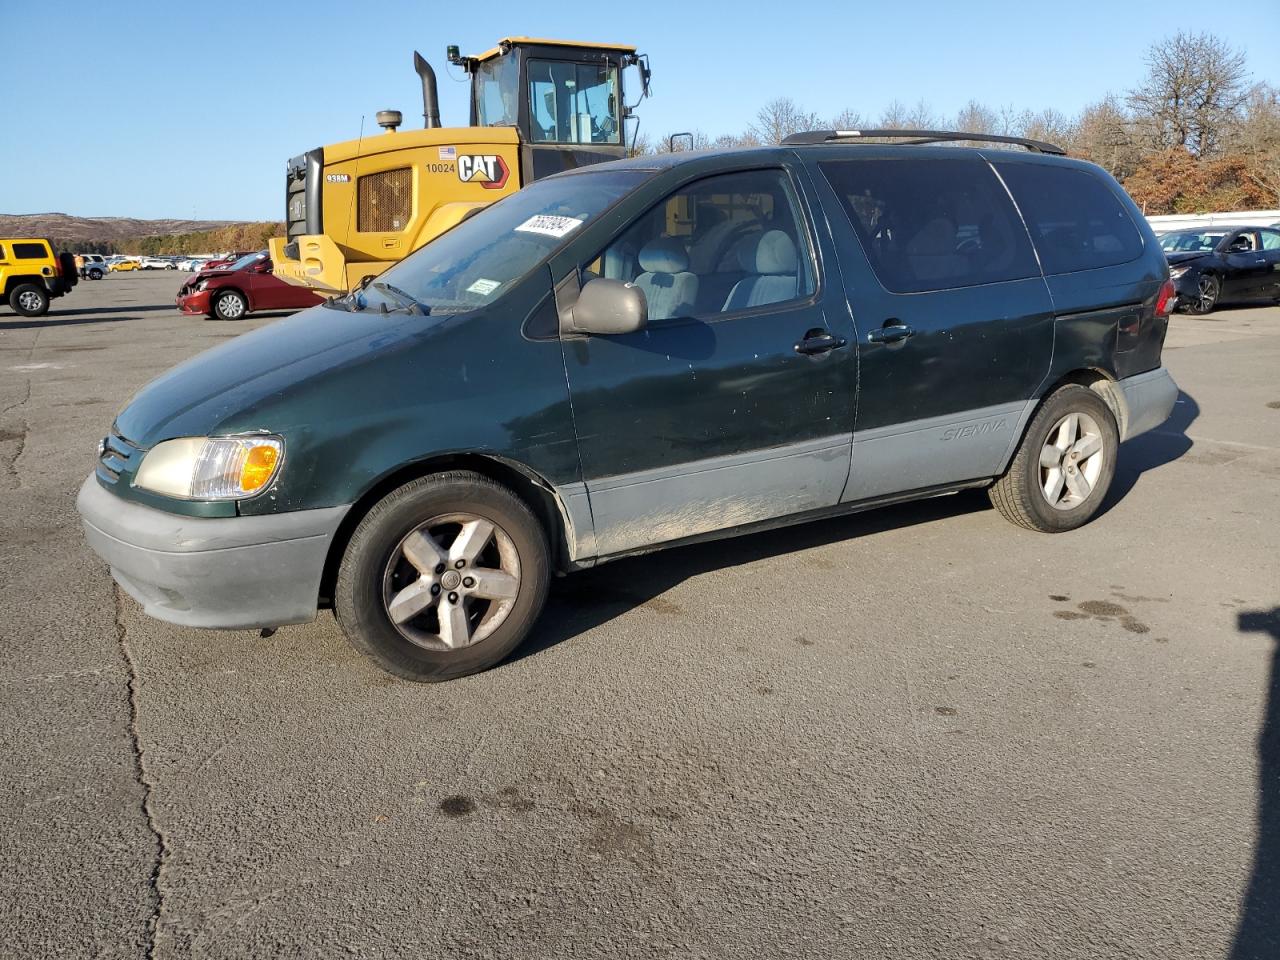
[{"left": 457, "top": 154, "right": 510, "bottom": 190}]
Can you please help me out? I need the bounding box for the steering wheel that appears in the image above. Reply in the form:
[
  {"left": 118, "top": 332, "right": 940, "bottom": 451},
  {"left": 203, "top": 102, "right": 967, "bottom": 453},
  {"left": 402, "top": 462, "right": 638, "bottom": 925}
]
[{"left": 955, "top": 237, "right": 982, "bottom": 255}]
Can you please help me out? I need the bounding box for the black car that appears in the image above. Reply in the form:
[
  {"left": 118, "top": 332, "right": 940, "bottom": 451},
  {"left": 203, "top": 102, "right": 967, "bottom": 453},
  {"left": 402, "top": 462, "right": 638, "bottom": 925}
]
[
  {"left": 1160, "top": 225, "right": 1280, "bottom": 315},
  {"left": 79, "top": 129, "right": 1179, "bottom": 682}
]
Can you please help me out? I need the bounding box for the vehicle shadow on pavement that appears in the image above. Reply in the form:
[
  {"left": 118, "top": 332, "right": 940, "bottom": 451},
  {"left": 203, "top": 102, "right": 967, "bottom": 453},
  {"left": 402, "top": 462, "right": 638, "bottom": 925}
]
[
  {"left": 57, "top": 304, "right": 175, "bottom": 316},
  {"left": 1231, "top": 607, "right": 1280, "bottom": 959},
  {"left": 511, "top": 492, "right": 992, "bottom": 666},
  {"left": 0, "top": 314, "right": 142, "bottom": 331},
  {"left": 1098, "top": 389, "right": 1199, "bottom": 517}
]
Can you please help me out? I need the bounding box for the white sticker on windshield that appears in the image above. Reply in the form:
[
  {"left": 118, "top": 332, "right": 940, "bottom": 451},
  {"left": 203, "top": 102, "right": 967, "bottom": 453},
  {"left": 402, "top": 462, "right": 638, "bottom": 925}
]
[
  {"left": 514, "top": 214, "right": 584, "bottom": 238},
  {"left": 466, "top": 278, "right": 501, "bottom": 296}
]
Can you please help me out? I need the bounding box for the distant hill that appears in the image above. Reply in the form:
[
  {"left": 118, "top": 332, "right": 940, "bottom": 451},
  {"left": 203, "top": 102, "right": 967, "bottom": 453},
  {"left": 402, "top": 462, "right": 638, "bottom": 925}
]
[{"left": 0, "top": 213, "right": 281, "bottom": 254}]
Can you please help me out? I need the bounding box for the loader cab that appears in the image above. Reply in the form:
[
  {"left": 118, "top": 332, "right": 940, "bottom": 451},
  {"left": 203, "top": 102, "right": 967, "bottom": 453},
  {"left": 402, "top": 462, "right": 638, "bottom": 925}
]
[{"left": 455, "top": 38, "right": 649, "bottom": 180}]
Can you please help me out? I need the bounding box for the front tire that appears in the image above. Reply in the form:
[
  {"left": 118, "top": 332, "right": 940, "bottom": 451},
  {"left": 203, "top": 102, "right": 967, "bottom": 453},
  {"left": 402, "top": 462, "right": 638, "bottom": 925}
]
[
  {"left": 988, "top": 384, "right": 1118, "bottom": 533},
  {"left": 335, "top": 471, "right": 551, "bottom": 682},
  {"left": 211, "top": 289, "right": 248, "bottom": 320},
  {"left": 8, "top": 283, "right": 50, "bottom": 317},
  {"left": 1183, "top": 273, "right": 1220, "bottom": 315},
  {"left": 88, "top": 268, "right": 104, "bottom": 280}
]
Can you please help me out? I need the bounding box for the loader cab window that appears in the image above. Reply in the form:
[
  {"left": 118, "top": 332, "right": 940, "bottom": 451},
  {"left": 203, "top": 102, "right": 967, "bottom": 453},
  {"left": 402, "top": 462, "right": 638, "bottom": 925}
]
[
  {"left": 528, "top": 60, "right": 620, "bottom": 145},
  {"left": 474, "top": 53, "right": 520, "bottom": 128}
]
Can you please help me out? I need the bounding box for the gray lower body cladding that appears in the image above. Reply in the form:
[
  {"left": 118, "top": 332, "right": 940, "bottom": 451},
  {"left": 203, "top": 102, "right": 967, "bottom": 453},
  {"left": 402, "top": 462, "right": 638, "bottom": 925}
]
[{"left": 77, "top": 476, "right": 349, "bottom": 630}]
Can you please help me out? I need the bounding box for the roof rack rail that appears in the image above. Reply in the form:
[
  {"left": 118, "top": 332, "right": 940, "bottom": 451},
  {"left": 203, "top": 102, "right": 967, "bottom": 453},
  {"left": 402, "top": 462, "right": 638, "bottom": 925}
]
[{"left": 781, "top": 129, "right": 1067, "bottom": 156}]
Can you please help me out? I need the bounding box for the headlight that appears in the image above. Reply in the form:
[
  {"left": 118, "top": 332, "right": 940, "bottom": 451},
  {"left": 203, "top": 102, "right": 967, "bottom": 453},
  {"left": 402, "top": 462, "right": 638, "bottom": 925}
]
[
  {"left": 1169, "top": 265, "right": 1189, "bottom": 279},
  {"left": 133, "top": 436, "right": 283, "bottom": 500},
  {"left": 196, "top": 279, "right": 208, "bottom": 291}
]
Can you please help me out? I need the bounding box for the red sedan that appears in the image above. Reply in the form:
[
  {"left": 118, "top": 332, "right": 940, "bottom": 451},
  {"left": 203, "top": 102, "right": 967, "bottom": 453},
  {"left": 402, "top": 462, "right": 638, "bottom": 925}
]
[{"left": 176, "top": 251, "right": 323, "bottom": 320}]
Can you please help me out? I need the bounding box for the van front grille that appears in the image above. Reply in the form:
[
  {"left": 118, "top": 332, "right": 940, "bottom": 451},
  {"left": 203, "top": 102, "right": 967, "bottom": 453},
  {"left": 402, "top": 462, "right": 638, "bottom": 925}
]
[{"left": 97, "top": 430, "right": 140, "bottom": 485}]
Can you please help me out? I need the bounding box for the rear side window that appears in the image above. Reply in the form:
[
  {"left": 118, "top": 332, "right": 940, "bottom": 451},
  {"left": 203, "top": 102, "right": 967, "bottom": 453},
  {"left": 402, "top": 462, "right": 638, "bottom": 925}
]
[
  {"left": 13, "top": 242, "right": 48, "bottom": 259},
  {"left": 819, "top": 157, "right": 1039, "bottom": 294},
  {"left": 0, "top": 245, "right": 6, "bottom": 260},
  {"left": 995, "top": 163, "right": 1144, "bottom": 274}
]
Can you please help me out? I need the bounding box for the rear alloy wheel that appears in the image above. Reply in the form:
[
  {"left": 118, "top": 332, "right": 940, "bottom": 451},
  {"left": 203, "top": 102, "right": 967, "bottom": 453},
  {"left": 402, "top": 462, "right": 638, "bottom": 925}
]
[
  {"left": 88, "top": 268, "right": 104, "bottom": 280},
  {"left": 8, "top": 283, "right": 50, "bottom": 317},
  {"left": 988, "top": 384, "right": 1118, "bottom": 533},
  {"left": 336, "top": 471, "right": 550, "bottom": 681},
  {"left": 211, "top": 290, "right": 248, "bottom": 320},
  {"left": 1184, "top": 273, "right": 1219, "bottom": 315}
]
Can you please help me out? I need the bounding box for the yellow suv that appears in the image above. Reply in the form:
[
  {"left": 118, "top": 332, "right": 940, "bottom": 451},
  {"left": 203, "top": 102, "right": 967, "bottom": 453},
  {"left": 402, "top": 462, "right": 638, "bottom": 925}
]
[{"left": 0, "top": 238, "right": 78, "bottom": 316}]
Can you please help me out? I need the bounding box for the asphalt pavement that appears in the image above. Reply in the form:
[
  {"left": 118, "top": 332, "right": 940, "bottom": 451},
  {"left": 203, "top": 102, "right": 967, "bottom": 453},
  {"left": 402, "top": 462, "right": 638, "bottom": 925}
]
[{"left": 2, "top": 271, "right": 1278, "bottom": 959}]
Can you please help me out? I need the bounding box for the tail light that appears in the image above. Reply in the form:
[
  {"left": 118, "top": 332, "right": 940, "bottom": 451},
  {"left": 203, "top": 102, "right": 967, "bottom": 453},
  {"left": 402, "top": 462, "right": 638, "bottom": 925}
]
[{"left": 1154, "top": 279, "right": 1176, "bottom": 319}]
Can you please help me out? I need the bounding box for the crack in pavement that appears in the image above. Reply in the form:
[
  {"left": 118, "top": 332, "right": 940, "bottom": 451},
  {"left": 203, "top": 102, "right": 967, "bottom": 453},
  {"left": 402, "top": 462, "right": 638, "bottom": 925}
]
[
  {"left": 114, "top": 585, "right": 169, "bottom": 959},
  {"left": 0, "top": 378, "right": 33, "bottom": 418},
  {"left": 1, "top": 420, "right": 28, "bottom": 489}
]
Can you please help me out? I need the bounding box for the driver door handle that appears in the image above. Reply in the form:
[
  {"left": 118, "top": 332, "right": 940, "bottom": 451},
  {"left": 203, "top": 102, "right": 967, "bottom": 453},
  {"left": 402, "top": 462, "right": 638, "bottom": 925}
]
[
  {"left": 793, "top": 330, "right": 848, "bottom": 356},
  {"left": 867, "top": 323, "right": 914, "bottom": 344}
]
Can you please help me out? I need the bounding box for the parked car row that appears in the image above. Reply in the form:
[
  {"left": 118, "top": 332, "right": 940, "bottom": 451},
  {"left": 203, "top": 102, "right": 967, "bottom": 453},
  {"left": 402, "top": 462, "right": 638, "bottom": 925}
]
[{"left": 102, "top": 254, "right": 222, "bottom": 273}]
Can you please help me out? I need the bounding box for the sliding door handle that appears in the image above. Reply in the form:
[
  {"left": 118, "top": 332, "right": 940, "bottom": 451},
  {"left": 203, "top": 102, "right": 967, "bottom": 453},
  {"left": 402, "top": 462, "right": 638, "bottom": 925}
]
[{"left": 867, "top": 323, "right": 914, "bottom": 344}]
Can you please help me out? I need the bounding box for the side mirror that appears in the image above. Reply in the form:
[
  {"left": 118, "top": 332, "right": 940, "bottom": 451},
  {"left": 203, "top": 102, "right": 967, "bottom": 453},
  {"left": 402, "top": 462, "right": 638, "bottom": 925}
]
[
  {"left": 253, "top": 260, "right": 272, "bottom": 273},
  {"left": 567, "top": 278, "right": 647, "bottom": 335}
]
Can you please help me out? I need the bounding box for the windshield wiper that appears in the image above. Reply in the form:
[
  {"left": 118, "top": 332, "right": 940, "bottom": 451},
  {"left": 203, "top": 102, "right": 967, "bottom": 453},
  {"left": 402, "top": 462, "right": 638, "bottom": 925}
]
[{"left": 371, "top": 281, "right": 430, "bottom": 315}]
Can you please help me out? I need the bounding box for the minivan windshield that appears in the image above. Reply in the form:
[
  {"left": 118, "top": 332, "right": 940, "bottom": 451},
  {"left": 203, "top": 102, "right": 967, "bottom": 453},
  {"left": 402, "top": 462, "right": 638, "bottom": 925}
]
[{"left": 334, "top": 169, "right": 650, "bottom": 315}]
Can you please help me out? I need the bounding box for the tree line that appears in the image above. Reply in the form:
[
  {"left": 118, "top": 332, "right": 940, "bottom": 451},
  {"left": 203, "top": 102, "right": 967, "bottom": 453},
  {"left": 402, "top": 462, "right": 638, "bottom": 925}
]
[
  {"left": 51, "top": 222, "right": 284, "bottom": 256},
  {"left": 636, "top": 31, "right": 1280, "bottom": 216}
]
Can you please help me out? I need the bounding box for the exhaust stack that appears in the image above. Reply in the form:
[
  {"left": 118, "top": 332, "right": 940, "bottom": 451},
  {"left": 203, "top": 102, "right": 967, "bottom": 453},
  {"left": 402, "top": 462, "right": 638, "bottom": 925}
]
[{"left": 413, "top": 51, "right": 442, "bottom": 129}]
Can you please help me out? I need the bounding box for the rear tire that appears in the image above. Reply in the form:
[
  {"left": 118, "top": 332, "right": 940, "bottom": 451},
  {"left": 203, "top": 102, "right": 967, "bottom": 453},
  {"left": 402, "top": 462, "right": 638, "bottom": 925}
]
[
  {"left": 8, "top": 283, "right": 50, "bottom": 317},
  {"left": 211, "top": 289, "right": 248, "bottom": 320},
  {"left": 335, "top": 471, "right": 551, "bottom": 682},
  {"left": 988, "top": 384, "right": 1118, "bottom": 533},
  {"left": 88, "top": 268, "right": 104, "bottom": 280}
]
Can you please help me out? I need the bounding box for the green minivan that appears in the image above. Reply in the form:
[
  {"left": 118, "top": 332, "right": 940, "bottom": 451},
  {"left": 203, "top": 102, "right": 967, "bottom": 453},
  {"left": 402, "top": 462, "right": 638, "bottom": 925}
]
[{"left": 79, "top": 134, "right": 1178, "bottom": 681}]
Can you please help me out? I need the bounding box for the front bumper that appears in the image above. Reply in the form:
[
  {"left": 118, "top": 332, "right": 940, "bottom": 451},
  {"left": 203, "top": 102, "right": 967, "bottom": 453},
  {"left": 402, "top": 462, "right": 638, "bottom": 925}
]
[
  {"left": 176, "top": 288, "right": 212, "bottom": 315},
  {"left": 77, "top": 476, "right": 349, "bottom": 629},
  {"left": 1116, "top": 367, "right": 1178, "bottom": 442},
  {"left": 1170, "top": 273, "right": 1198, "bottom": 305}
]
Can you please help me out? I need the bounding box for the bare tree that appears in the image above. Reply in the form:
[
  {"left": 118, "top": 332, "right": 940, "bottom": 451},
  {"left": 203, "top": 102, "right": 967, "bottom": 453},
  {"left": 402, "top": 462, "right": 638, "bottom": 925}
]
[
  {"left": 749, "top": 97, "right": 822, "bottom": 144},
  {"left": 1231, "top": 83, "right": 1280, "bottom": 203},
  {"left": 1069, "top": 96, "right": 1142, "bottom": 177},
  {"left": 830, "top": 108, "right": 868, "bottom": 131},
  {"left": 879, "top": 99, "right": 940, "bottom": 130},
  {"left": 1014, "top": 108, "right": 1076, "bottom": 146},
  {"left": 1126, "top": 31, "right": 1251, "bottom": 155},
  {"left": 953, "top": 100, "right": 1000, "bottom": 134}
]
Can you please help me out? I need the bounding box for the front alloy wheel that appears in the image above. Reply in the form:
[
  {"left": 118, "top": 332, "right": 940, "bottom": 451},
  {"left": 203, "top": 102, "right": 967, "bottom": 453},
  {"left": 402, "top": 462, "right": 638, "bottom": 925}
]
[
  {"left": 382, "top": 513, "right": 522, "bottom": 651},
  {"left": 335, "top": 471, "right": 550, "bottom": 681},
  {"left": 212, "top": 290, "right": 247, "bottom": 320},
  {"left": 1185, "top": 274, "right": 1219, "bottom": 315}
]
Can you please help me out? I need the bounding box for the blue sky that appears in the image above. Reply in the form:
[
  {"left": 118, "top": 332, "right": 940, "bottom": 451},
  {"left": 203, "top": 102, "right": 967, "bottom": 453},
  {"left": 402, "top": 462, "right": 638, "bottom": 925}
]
[{"left": 1, "top": 0, "right": 1277, "bottom": 221}]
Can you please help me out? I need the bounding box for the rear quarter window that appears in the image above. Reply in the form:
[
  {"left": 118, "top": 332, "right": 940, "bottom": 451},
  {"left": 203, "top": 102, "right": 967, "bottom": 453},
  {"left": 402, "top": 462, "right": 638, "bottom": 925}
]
[
  {"left": 13, "top": 242, "right": 49, "bottom": 260},
  {"left": 818, "top": 156, "right": 1040, "bottom": 294},
  {"left": 994, "top": 162, "right": 1144, "bottom": 275}
]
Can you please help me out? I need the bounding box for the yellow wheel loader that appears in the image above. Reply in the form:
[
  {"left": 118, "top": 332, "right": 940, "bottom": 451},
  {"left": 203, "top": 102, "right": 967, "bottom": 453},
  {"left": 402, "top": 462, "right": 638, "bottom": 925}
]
[{"left": 268, "top": 38, "right": 651, "bottom": 293}]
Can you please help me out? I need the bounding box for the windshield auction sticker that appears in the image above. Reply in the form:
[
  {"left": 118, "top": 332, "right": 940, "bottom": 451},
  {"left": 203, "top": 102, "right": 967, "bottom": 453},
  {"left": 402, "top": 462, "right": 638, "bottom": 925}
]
[
  {"left": 514, "top": 215, "right": 585, "bottom": 238},
  {"left": 466, "top": 278, "right": 501, "bottom": 296}
]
